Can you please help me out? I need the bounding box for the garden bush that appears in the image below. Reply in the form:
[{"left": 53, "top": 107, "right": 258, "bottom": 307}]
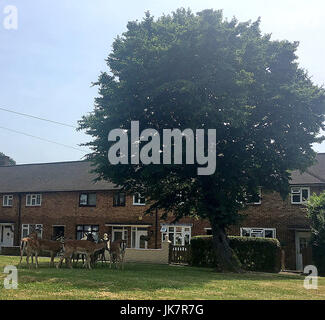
[{"left": 190, "top": 235, "right": 281, "bottom": 273}]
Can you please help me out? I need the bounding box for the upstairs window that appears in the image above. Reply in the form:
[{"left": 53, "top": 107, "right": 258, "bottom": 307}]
[
  {"left": 113, "top": 192, "right": 126, "bottom": 207},
  {"left": 291, "top": 187, "right": 310, "bottom": 204},
  {"left": 3, "top": 195, "right": 13, "bottom": 207},
  {"left": 241, "top": 227, "right": 276, "bottom": 239},
  {"left": 133, "top": 193, "right": 145, "bottom": 205},
  {"left": 79, "top": 193, "right": 96, "bottom": 207},
  {"left": 26, "top": 194, "right": 42, "bottom": 206}
]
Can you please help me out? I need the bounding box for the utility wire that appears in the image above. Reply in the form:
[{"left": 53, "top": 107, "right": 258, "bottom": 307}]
[
  {"left": 0, "top": 126, "right": 87, "bottom": 153},
  {"left": 0, "top": 106, "right": 77, "bottom": 128}
]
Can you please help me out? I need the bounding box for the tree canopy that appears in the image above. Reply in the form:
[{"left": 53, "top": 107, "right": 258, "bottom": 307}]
[
  {"left": 79, "top": 8, "right": 325, "bottom": 271},
  {"left": 0, "top": 152, "right": 16, "bottom": 166}
]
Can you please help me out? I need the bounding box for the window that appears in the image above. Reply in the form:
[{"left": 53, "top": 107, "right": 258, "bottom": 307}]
[
  {"left": 133, "top": 193, "right": 145, "bottom": 205},
  {"left": 291, "top": 187, "right": 310, "bottom": 204},
  {"left": 21, "top": 224, "right": 43, "bottom": 239},
  {"left": 113, "top": 192, "right": 126, "bottom": 207},
  {"left": 205, "top": 228, "right": 212, "bottom": 235},
  {"left": 240, "top": 227, "right": 276, "bottom": 239},
  {"left": 161, "top": 224, "right": 191, "bottom": 246},
  {"left": 76, "top": 225, "right": 99, "bottom": 241},
  {"left": 247, "top": 187, "right": 262, "bottom": 205},
  {"left": 26, "top": 194, "right": 42, "bottom": 206},
  {"left": 112, "top": 226, "right": 128, "bottom": 245},
  {"left": 3, "top": 195, "right": 13, "bottom": 207},
  {"left": 79, "top": 193, "right": 96, "bottom": 207}
]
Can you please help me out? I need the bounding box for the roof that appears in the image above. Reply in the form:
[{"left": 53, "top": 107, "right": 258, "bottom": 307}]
[
  {"left": 0, "top": 154, "right": 325, "bottom": 193},
  {"left": 0, "top": 161, "right": 118, "bottom": 193},
  {"left": 290, "top": 153, "right": 325, "bottom": 185}
]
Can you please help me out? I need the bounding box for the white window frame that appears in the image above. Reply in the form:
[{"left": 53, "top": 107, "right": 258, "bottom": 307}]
[
  {"left": 133, "top": 193, "right": 146, "bottom": 206},
  {"left": 240, "top": 227, "right": 276, "bottom": 239},
  {"left": 161, "top": 224, "right": 191, "bottom": 246},
  {"left": 3, "top": 195, "right": 13, "bottom": 207},
  {"left": 291, "top": 187, "right": 310, "bottom": 204},
  {"left": 21, "top": 224, "right": 43, "bottom": 239},
  {"left": 26, "top": 194, "right": 42, "bottom": 206},
  {"left": 112, "top": 226, "right": 128, "bottom": 243}
]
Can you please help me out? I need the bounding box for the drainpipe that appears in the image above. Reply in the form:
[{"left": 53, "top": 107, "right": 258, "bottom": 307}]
[
  {"left": 155, "top": 208, "right": 158, "bottom": 249},
  {"left": 16, "top": 193, "right": 22, "bottom": 246}
]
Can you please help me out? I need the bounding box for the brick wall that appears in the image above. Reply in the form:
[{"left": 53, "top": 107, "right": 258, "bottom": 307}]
[{"left": 0, "top": 186, "right": 322, "bottom": 270}]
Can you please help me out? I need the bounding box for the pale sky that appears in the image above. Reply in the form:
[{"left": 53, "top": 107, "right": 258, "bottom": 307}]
[{"left": 0, "top": 0, "right": 324, "bottom": 164}]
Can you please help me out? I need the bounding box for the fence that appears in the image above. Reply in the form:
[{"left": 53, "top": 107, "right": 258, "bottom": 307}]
[{"left": 169, "top": 245, "right": 190, "bottom": 264}]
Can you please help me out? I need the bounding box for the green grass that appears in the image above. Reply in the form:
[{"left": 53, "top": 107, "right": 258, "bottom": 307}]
[{"left": 0, "top": 255, "right": 324, "bottom": 300}]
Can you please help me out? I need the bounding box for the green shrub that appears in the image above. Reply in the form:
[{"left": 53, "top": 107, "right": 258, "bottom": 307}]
[{"left": 190, "top": 235, "right": 281, "bottom": 273}]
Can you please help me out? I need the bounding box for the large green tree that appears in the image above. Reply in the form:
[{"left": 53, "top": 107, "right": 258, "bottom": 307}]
[{"left": 79, "top": 9, "right": 325, "bottom": 272}]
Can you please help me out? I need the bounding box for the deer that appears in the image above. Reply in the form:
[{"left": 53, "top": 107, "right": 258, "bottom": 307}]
[
  {"left": 109, "top": 239, "right": 127, "bottom": 270},
  {"left": 93, "top": 233, "right": 110, "bottom": 266},
  {"left": 18, "top": 231, "right": 39, "bottom": 268},
  {"left": 36, "top": 238, "right": 63, "bottom": 267},
  {"left": 56, "top": 239, "right": 108, "bottom": 269},
  {"left": 72, "top": 232, "right": 95, "bottom": 266}
]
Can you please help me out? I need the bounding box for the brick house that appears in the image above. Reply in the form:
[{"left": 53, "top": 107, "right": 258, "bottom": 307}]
[{"left": 0, "top": 154, "right": 324, "bottom": 270}]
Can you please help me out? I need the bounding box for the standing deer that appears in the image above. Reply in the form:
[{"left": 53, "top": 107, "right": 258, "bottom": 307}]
[
  {"left": 93, "top": 233, "right": 110, "bottom": 266},
  {"left": 18, "top": 231, "right": 39, "bottom": 268},
  {"left": 109, "top": 239, "right": 127, "bottom": 270},
  {"left": 57, "top": 240, "right": 108, "bottom": 269}
]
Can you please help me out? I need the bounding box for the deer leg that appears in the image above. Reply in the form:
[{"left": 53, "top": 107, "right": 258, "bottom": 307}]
[
  {"left": 56, "top": 255, "right": 64, "bottom": 269},
  {"left": 50, "top": 252, "right": 55, "bottom": 267},
  {"left": 35, "top": 252, "right": 39, "bottom": 268}
]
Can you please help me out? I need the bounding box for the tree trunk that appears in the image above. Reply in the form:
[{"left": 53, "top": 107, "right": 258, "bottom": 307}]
[{"left": 209, "top": 215, "right": 243, "bottom": 273}]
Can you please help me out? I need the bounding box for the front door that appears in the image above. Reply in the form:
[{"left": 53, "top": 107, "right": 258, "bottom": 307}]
[
  {"left": 136, "top": 230, "right": 148, "bottom": 249},
  {"left": 0, "top": 225, "right": 14, "bottom": 247},
  {"left": 295, "top": 231, "right": 311, "bottom": 271},
  {"left": 52, "top": 226, "right": 65, "bottom": 240}
]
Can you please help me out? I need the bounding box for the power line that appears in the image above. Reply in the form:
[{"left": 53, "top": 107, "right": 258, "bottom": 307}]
[
  {"left": 0, "top": 106, "right": 77, "bottom": 128},
  {"left": 0, "top": 126, "right": 87, "bottom": 153}
]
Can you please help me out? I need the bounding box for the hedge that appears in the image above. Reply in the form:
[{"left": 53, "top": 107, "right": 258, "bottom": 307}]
[{"left": 190, "top": 235, "right": 281, "bottom": 273}]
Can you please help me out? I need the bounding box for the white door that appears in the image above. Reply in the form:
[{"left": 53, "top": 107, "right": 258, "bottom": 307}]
[
  {"left": 1, "top": 225, "right": 14, "bottom": 247},
  {"left": 136, "top": 230, "right": 148, "bottom": 249},
  {"left": 295, "top": 231, "right": 311, "bottom": 271}
]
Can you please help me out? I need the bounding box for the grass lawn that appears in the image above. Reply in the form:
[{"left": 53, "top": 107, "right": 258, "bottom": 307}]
[{"left": 0, "top": 255, "right": 324, "bottom": 300}]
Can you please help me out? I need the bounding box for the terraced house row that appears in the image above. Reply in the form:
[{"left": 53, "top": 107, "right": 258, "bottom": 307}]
[{"left": 1, "top": 154, "right": 325, "bottom": 270}]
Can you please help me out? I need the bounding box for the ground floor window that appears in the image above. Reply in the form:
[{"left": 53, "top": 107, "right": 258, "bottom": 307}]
[
  {"left": 21, "top": 224, "right": 43, "bottom": 239},
  {"left": 131, "top": 227, "right": 148, "bottom": 249},
  {"left": 76, "top": 225, "right": 99, "bottom": 241},
  {"left": 112, "top": 226, "right": 128, "bottom": 244},
  {"left": 161, "top": 224, "right": 191, "bottom": 246},
  {"left": 240, "top": 227, "right": 276, "bottom": 238}
]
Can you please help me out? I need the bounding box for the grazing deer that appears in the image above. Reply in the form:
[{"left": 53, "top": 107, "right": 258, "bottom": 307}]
[
  {"left": 37, "top": 238, "right": 63, "bottom": 267},
  {"left": 18, "top": 231, "right": 39, "bottom": 268},
  {"left": 109, "top": 239, "right": 127, "bottom": 270},
  {"left": 57, "top": 240, "right": 108, "bottom": 269}
]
